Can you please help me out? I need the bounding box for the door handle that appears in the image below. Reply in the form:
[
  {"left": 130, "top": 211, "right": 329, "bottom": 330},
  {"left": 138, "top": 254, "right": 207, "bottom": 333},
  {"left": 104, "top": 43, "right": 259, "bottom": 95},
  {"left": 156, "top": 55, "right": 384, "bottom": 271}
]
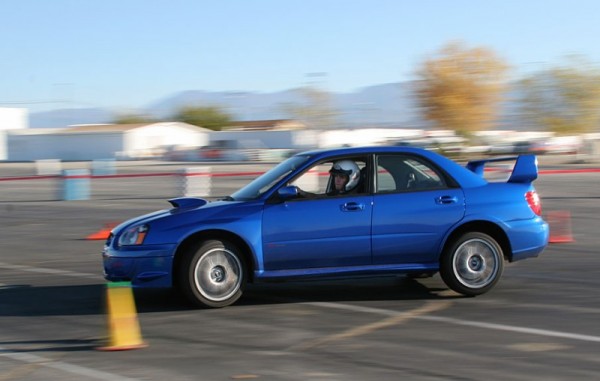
[
  {"left": 341, "top": 202, "right": 365, "bottom": 211},
  {"left": 435, "top": 196, "right": 458, "bottom": 205}
]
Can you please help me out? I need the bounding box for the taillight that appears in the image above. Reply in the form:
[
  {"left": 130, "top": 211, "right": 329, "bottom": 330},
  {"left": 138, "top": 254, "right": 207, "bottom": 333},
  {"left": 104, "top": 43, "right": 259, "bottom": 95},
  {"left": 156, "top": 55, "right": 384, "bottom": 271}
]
[{"left": 525, "top": 191, "right": 542, "bottom": 216}]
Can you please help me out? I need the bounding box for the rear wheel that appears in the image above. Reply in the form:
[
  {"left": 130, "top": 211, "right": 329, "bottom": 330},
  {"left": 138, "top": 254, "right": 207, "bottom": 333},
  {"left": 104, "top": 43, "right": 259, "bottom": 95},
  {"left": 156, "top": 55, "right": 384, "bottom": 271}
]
[
  {"left": 179, "top": 239, "right": 246, "bottom": 308},
  {"left": 440, "top": 232, "right": 504, "bottom": 296}
]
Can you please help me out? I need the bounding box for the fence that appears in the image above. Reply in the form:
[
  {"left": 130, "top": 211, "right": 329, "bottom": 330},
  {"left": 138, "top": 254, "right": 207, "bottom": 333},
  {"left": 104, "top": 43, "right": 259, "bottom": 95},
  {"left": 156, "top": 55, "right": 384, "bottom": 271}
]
[
  {"left": 0, "top": 162, "right": 273, "bottom": 203},
  {"left": 1, "top": 160, "right": 600, "bottom": 203}
]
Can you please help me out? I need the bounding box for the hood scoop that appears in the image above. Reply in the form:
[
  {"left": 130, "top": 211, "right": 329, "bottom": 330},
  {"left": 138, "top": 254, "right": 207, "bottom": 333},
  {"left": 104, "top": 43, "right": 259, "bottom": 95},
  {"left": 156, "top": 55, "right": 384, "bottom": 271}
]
[{"left": 168, "top": 197, "right": 208, "bottom": 209}]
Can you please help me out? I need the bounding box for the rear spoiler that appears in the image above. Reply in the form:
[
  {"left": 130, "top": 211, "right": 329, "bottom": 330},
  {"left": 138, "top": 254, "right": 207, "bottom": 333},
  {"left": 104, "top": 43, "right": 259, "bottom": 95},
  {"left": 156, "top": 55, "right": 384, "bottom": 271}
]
[{"left": 466, "top": 154, "right": 538, "bottom": 183}]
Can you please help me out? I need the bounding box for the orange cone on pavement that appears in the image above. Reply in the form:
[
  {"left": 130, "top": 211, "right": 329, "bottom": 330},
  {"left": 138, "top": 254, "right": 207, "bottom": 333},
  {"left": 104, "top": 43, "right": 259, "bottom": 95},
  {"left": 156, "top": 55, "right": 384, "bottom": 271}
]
[
  {"left": 547, "top": 210, "right": 574, "bottom": 243},
  {"left": 97, "top": 281, "right": 147, "bottom": 351},
  {"left": 86, "top": 222, "right": 117, "bottom": 240}
]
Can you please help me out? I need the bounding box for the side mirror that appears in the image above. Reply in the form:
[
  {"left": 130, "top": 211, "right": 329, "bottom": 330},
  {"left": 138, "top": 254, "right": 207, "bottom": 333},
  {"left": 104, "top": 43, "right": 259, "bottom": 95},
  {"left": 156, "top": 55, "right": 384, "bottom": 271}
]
[{"left": 277, "top": 185, "right": 299, "bottom": 200}]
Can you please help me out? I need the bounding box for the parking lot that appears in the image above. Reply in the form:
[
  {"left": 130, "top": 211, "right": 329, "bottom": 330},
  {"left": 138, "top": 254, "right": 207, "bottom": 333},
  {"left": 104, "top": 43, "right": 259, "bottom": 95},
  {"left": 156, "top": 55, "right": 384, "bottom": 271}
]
[{"left": 1, "top": 159, "right": 599, "bottom": 380}]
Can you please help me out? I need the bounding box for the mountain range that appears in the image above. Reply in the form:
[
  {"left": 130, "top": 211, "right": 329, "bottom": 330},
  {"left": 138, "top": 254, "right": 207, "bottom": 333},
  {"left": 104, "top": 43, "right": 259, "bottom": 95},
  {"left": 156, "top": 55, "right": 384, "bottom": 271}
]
[{"left": 29, "top": 82, "right": 423, "bottom": 129}]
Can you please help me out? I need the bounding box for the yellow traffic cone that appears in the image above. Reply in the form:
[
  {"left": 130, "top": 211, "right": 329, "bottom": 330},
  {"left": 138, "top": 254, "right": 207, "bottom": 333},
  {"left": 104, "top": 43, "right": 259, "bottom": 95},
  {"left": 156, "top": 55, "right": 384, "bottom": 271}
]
[{"left": 97, "top": 281, "right": 147, "bottom": 351}]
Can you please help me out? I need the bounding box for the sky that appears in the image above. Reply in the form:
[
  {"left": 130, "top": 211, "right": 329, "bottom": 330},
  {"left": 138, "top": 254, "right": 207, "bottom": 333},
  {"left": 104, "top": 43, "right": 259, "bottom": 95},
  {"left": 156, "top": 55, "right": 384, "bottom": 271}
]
[{"left": 2, "top": 0, "right": 600, "bottom": 113}]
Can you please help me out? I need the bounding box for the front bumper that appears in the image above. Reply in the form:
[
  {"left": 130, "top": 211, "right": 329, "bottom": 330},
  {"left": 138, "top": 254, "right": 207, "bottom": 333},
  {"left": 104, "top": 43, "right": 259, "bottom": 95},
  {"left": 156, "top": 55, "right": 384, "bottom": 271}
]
[{"left": 102, "top": 243, "right": 177, "bottom": 288}]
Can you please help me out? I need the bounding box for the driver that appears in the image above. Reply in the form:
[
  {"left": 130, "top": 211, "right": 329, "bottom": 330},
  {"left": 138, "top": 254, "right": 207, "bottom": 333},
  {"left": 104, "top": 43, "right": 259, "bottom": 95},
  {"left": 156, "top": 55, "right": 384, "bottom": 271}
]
[{"left": 328, "top": 160, "right": 360, "bottom": 195}]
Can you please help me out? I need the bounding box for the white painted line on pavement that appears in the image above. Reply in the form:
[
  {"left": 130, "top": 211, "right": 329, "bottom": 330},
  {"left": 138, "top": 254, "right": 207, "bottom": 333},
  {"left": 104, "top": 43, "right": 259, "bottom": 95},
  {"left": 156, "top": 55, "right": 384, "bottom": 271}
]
[
  {"left": 0, "top": 265, "right": 131, "bottom": 380},
  {"left": 306, "top": 301, "right": 600, "bottom": 344},
  {"left": 0, "top": 347, "right": 141, "bottom": 381},
  {"left": 418, "top": 315, "right": 600, "bottom": 343},
  {"left": 0, "top": 262, "right": 102, "bottom": 280}
]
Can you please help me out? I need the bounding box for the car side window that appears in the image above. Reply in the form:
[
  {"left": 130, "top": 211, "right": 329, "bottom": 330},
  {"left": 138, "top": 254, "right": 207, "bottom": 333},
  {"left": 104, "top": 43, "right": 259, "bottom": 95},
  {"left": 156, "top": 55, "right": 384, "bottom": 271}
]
[
  {"left": 289, "top": 157, "right": 367, "bottom": 198},
  {"left": 290, "top": 163, "right": 330, "bottom": 194},
  {"left": 376, "top": 155, "right": 446, "bottom": 193},
  {"left": 376, "top": 166, "right": 395, "bottom": 192}
]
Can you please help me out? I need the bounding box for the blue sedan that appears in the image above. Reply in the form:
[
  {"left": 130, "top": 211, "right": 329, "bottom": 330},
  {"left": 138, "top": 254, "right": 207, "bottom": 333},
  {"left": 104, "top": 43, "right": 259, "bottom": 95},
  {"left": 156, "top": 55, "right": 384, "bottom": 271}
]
[{"left": 103, "top": 146, "right": 549, "bottom": 308}]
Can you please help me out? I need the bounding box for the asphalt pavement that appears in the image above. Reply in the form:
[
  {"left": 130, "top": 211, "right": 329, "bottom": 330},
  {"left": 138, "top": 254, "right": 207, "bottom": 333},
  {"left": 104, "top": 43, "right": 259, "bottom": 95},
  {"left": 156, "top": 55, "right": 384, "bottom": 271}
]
[{"left": 0, "top": 160, "right": 599, "bottom": 380}]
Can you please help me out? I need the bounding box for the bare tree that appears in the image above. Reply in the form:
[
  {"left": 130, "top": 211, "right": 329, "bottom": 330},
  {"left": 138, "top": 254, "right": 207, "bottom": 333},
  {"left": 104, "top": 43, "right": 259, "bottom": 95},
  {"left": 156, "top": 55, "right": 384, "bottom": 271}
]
[
  {"left": 518, "top": 56, "right": 600, "bottom": 134},
  {"left": 281, "top": 86, "right": 338, "bottom": 129}
]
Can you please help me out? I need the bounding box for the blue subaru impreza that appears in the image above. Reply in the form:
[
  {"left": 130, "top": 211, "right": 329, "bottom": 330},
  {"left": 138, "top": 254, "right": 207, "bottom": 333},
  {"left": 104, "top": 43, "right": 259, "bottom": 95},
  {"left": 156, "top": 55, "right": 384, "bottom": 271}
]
[{"left": 103, "top": 146, "right": 549, "bottom": 308}]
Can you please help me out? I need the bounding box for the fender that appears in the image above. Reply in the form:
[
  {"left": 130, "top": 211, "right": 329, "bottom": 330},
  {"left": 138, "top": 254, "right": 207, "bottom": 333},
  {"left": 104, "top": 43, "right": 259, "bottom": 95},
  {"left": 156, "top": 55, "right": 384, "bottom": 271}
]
[{"left": 437, "top": 213, "right": 510, "bottom": 256}]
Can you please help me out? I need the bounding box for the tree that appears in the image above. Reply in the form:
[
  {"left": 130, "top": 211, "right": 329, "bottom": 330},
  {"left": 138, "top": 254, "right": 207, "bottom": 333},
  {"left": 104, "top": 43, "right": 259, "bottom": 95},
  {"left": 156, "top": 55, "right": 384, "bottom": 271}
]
[
  {"left": 112, "top": 113, "right": 157, "bottom": 124},
  {"left": 281, "top": 86, "right": 338, "bottom": 129},
  {"left": 414, "top": 42, "right": 509, "bottom": 136},
  {"left": 173, "top": 106, "right": 233, "bottom": 131},
  {"left": 518, "top": 56, "right": 600, "bottom": 135}
]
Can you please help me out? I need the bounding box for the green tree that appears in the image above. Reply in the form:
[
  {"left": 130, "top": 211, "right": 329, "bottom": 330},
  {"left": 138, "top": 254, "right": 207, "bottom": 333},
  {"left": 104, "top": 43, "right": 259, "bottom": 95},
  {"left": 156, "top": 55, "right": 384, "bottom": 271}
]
[
  {"left": 518, "top": 56, "right": 600, "bottom": 134},
  {"left": 414, "top": 42, "right": 509, "bottom": 136},
  {"left": 173, "top": 106, "right": 233, "bottom": 131},
  {"left": 112, "top": 113, "right": 157, "bottom": 124}
]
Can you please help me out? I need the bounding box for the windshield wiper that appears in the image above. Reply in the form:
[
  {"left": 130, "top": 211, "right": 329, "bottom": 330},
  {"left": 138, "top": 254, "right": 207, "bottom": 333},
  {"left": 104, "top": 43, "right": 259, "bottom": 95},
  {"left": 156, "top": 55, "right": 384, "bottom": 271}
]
[{"left": 219, "top": 196, "right": 235, "bottom": 201}]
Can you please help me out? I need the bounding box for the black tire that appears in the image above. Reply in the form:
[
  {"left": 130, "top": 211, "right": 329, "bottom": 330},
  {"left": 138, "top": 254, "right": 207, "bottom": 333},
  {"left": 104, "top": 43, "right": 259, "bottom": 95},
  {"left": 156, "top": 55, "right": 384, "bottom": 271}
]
[
  {"left": 179, "top": 239, "right": 246, "bottom": 308},
  {"left": 440, "top": 232, "right": 504, "bottom": 296}
]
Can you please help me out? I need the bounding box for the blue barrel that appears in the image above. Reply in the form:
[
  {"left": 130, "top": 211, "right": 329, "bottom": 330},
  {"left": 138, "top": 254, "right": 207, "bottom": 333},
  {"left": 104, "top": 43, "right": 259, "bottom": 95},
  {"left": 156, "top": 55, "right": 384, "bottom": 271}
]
[
  {"left": 62, "top": 169, "right": 91, "bottom": 200},
  {"left": 91, "top": 159, "right": 116, "bottom": 176}
]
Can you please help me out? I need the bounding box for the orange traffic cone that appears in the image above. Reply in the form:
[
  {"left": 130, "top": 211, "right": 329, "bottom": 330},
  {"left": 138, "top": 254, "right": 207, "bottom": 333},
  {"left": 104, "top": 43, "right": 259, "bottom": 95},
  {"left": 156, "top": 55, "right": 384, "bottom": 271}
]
[
  {"left": 97, "top": 282, "right": 147, "bottom": 351},
  {"left": 547, "top": 210, "right": 574, "bottom": 243},
  {"left": 86, "top": 222, "right": 117, "bottom": 240}
]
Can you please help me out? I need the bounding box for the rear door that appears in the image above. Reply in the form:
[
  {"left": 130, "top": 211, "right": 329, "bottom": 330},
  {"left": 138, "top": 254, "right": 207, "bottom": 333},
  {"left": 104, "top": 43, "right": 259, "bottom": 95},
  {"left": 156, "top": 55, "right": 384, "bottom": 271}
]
[{"left": 371, "top": 154, "right": 465, "bottom": 264}]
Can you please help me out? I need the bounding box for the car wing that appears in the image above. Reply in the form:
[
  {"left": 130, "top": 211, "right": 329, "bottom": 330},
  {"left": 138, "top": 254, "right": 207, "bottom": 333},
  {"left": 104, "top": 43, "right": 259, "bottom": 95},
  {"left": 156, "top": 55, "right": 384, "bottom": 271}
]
[{"left": 466, "top": 154, "right": 538, "bottom": 184}]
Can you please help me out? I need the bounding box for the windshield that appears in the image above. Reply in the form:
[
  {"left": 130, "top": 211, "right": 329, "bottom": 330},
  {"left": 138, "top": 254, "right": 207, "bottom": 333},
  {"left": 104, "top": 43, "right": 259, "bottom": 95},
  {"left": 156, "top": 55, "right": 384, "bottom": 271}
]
[{"left": 230, "top": 155, "right": 310, "bottom": 200}]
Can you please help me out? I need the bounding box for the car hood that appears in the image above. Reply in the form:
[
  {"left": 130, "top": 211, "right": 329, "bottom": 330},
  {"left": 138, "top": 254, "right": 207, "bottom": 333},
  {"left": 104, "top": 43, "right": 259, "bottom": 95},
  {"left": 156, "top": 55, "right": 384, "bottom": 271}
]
[{"left": 111, "top": 197, "right": 261, "bottom": 245}]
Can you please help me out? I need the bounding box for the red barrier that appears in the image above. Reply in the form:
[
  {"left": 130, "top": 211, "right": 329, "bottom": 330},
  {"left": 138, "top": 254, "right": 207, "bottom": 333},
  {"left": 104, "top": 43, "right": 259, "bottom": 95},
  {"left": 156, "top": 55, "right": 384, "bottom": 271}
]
[
  {"left": 540, "top": 168, "right": 600, "bottom": 174},
  {"left": 2, "top": 167, "right": 600, "bottom": 182},
  {"left": 0, "top": 171, "right": 265, "bottom": 182},
  {"left": 91, "top": 173, "right": 173, "bottom": 179}
]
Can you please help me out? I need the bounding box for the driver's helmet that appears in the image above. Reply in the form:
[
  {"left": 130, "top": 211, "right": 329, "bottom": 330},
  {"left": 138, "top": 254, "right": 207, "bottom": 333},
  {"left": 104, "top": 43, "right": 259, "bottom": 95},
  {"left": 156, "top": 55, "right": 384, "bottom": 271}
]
[{"left": 329, "top": 160, "right": 360, "bottom": 192}]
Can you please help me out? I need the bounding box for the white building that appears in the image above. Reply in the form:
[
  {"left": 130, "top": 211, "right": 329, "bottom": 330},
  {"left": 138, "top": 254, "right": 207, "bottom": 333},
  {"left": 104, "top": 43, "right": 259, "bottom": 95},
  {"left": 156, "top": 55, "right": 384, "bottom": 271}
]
[
  {"left": 0, "top": 108, "right": 29, "bottom": 160},
  {"left": 207, "top": 120, "right": 319, "bottom": 160},
  {"left": 6, "top": 122, "right": 210, "bottom": 161},
  {"left": 210, "top": 129, "right": 319, "bottom": 150},
  {"left": 318, "top": 128, "right": 425, "bottom": 148}
]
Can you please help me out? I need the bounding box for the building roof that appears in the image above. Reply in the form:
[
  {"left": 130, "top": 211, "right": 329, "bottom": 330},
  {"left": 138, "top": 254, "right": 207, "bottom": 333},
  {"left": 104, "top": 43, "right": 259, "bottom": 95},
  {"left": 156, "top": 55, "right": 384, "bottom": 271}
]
[
  {"left": 66, "top": 123, "right": 148, "bottom": 132},
  {"left": 63, "top": 122, "right": 212, "bottom": 133},
  {"left": 225, "top": 119, "right": 305, "bottom": 131}
]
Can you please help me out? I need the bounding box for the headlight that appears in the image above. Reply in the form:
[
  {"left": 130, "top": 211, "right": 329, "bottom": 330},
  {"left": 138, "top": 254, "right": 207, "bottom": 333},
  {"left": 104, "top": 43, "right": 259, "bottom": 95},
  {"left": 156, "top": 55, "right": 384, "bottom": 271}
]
[{"left": 118, "top": 224, "right": 149, "bottom": 246}]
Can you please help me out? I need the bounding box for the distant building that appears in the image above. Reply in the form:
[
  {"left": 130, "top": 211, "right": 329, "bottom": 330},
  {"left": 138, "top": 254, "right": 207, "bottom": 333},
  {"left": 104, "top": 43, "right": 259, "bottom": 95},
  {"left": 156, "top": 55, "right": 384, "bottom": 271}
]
[
  {"left": 0, "top": 108, "right": 29, "bottom": 160},
  {"left": 5, "top": 122, "right": 210, "bottom": 161},
  {"left": 211, "top": 119, "right": 316, "bottom": 152},
  {"left": 318, "top": 128, "right": 425, "bottom": 148},
  {"left": 224, "top": 119, "right": 306, "bottom": 131}
]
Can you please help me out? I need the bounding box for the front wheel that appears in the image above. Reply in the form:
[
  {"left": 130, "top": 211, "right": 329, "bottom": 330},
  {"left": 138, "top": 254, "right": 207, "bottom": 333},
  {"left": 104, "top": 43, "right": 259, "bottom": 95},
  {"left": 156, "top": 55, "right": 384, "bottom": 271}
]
[
  {"left": 179, "top": 239, "right": 246, "bottom": 308},
  {"left": 440, "top": 232, "right": 504, "bottom": 296}
]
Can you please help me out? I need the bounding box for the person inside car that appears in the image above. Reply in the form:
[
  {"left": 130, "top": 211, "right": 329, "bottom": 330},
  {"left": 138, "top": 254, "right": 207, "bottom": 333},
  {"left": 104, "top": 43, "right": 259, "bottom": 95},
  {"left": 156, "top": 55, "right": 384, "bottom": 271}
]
[
  {"left": 327, "top": 160, "right": 361, "bottom": 195},
  {"left": 294, "top": 159, "right": 361, "bottom": 198}
]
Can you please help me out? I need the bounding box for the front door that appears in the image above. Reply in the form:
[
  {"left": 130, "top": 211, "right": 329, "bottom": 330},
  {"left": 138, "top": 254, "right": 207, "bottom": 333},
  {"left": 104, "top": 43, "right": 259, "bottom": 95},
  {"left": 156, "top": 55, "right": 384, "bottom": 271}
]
[{"left": 262, "top": 194, "right": 373, "bottom": 271}]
